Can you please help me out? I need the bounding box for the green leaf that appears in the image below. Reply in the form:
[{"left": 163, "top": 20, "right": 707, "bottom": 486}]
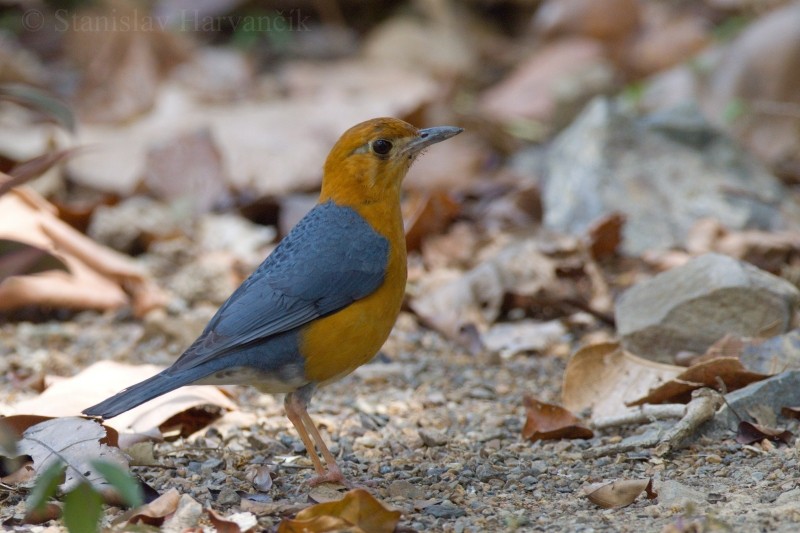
[
  {"left": 26, "top": 460, "right": 65, "bottom": 513},
  {"left": 63, "top": 483, "right": 103, "bottom": 533},
  {"left": 0, "top": 83, "right": 75, "bottom": 131},
  {"left": 91, "top": 459, "right": 143, "bottom": 508}
]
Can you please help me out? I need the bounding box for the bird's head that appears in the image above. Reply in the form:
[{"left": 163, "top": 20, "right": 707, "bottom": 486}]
[{"left": 321, "top": 117, "right": 462, "bottom": 204}]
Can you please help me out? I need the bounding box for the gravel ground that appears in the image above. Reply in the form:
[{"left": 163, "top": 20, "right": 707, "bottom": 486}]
[{"left": 3, "top": 306, "right": 800, "bottom": 532}]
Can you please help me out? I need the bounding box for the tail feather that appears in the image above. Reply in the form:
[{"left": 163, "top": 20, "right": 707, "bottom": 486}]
[{"left": 83, "top": 370, "right": 197, "bottom": 419}]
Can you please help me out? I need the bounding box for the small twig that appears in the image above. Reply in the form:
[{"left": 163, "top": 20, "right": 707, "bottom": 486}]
[
  {"left": 654, "top": 389, "right": 723, "bottom": 457},
  {"left": 592, "top": 404, "right": 687, "bottom": 430},
  {"left": 583, "top": 389, "right": 723, "bottom": 460}
]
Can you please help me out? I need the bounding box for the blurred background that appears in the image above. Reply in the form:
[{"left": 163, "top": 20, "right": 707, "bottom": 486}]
[{"left": 1, "top": 0, "right": 800, "bottom": 334}]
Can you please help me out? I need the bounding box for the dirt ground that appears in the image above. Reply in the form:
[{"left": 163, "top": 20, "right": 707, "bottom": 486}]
[{"left": 3, "top": 306, "right": 800, "bottom": 532}]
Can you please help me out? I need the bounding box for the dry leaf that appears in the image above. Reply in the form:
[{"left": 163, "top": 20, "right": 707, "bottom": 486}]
[
  {"left": 278, "top": 489, "right": 401, "bottom": 533},
  {"left": 781, "top": 406, "right": 800, "bottom": 420},
  {"left": 118, "top": 487, "right": 181, "bottom": 527},
  {"left": 562, "top": 342, "right": 683, "bottom": 421},
  {"left": 628, "top": 358, "right": 768, "bottom": 406},
  {"left": 11, "top": 361, "right": 236, "bottom": 438},
  {"left": 15, "top": 417, "right": 129, "bottom": 493},
  {"left": 587, "top": 212, "right": 625, "bottom": 261},
  {"left": 0, "top": 187, "right": 166, "bottom": 316},
  {"left": 403, "top": 190, "right": 460, "bottom": 253},
  {"left": 735, "top": 421, "right": 793, "bottom": 445},
  {"left": 143, "top": 128, "right": 229, "bottom": 215},
  {"left": 522, "top": 396, "right": 593, "bottom": 442},
  {"left": 206, "top": 508, "right": 257, "bottom": 533},
  {"left": 534, "top": 0, "right": 640, "bottom": 43},
  {"left": 584, "top": 478, "right": 655, "bottom": 509},
  {"left": 699, "top": 2, "right": 800, "bottom": 182},
  {"left": 411, "top": 237, "right": 556, "bottom": 341},
  {"left": 479, "top": 39, "right": 613, "bottom": 129}
]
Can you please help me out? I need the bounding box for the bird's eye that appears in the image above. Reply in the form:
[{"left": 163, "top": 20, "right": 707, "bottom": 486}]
[{"left": 371, "top": 139, "right": 393, "bottom": 155}]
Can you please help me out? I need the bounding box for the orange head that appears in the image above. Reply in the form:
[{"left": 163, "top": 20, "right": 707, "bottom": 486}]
[{"left": 320, "top": 117, "right": 462, "bottom": 206}]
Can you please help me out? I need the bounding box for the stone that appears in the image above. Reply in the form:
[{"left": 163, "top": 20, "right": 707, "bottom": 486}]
[
  {"left": 542, "top": 98, "right": 799, "bottom": 254},
  {"left": 704, "top": 370, "right": 800, "bottom": 436},
  {"left": 616, "top": 254, "right": 799, "bottom": 361}
]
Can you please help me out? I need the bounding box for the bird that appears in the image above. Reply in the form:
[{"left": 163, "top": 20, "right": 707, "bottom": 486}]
[{"left": 83, "top": 117, "right": 463, "bottom": 486}]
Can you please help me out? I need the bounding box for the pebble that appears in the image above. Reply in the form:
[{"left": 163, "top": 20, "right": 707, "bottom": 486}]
[
  {"left": 217, "top": 487, "right": 241, "bottom": 506},
  {"left": 423, "top": 501, "right": 467, "bottom": 519},
  {"left": 419, "top": 428, "right": 448, "bottom": 447}
]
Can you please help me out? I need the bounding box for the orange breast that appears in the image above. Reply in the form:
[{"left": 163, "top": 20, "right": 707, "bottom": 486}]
[{"left": 299, "top": 201, "right": 407, "bottom": 384}]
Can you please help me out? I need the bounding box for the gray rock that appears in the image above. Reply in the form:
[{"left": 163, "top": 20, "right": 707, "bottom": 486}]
[
  {"left": 616, "top": 254, "right": 799, "bottom": 361},
  {"left": 741, "top": 329, "right": 800, "bottom": 374},
  {"left": 216, "top": 487, "right": 241, "bottom": 506},
  {"left": 705, "top": 370, "right": 800, "bottom": 436},
  {"left": 423, "top": 501, "right": 467, "bottom": 519},
  {"left": 657, "top": 480, "right": 707, "bottom": 510},
  {"left": 419, "top": 428, "right": 448, "bottom": 447},
  {"left": 542, "top": 98, "right": 798, "bottom": 254}
]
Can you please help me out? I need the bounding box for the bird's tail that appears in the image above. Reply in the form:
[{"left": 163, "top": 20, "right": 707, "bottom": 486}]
[{"left": 82, "top": 368, "right": 201, "bottom": 419}]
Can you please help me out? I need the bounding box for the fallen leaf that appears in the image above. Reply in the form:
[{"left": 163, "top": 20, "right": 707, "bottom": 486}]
[
  {"left": 411, "top": 237, "right": 556, "bottom": 341},
  {"left": 0, "top": 414, "right": 119, "bottom": 447},
  {"left": 781, "top": 406, "right": 800, "bottom": 420},
  {"left": 478, "top": 38, "right": 614, "bottom": 131},
  {"left": 117, "top": 487, "right": 181, "bottom": 527},
  {"left": 562, "top": 342, "right": 683, "bottom": 421},
  {"left": 403, "top": 190, "right": 460, "bottom": 253},
  {"left": 0, "top": 187, "right": 166, "bottom": 316},
  {"left": 11, "top": 361, "right": 236, "bottom": 438},
  {"left": 482, "top": 319, "right": 567, "bottom": 358},
  {"left": 0, "top": 238, "right": 68, "bottom": 283},
  {"left": 143, "top": 128, "right": 229, "bottom": 215},
  {"left": 586, "top": 212, "right": 625, "bottom": 261},
  {"left": 735, "top": 421, "right": 793, "bottom": 445},
  {"left": 628, "top": 358, "right": 769, "bottom": 406},
  {"left": 14, "top": 417, "right": 129, "bottom": 493},
  {"left": 534, "top": 0, "right": 640, "bottom": 43},
  {"left": 207, "top": 508, "right": 257, "bottom": 533},
  {"left": 584, "top": 478, "right": 655, "bottom": 509},
  {"left": 278, "top": 489, "right": 400, "bottom": 533},
  {"left": 522, "top": 396, "right": 593, "bottom": 442}
]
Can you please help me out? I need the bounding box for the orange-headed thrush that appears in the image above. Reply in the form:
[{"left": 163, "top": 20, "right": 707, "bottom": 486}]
[{"left": 83, "top": 117, "right": 463, "bottom": 485}]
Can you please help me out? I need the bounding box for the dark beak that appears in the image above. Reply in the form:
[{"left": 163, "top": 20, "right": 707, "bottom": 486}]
[{"left": 405, "top": 126, "right": 463, "bottom": 156}]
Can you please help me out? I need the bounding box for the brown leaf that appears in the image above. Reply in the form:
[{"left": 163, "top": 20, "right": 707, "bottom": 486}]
[
  {"left": 478, "top": 39, "right": 613, "bottom": 130},
  {"left": 0, "top": 148, "right": 78, "bottom": 197},
  {"left": 735, "top": 421, "right": 793, "bottom": 445},
  {"left": 534, "top": 0, "right": 640, "bottom": 43},
  {"left": 410, "top": 237, "right": 556, "bottom": 341},
  {"left": 522, "top": 396, "right": 593, "bottom": 442},
  {"left": 278, "top": 489, "right": 400, "bottom": 533},
  {"left": 699, "top": 3, "right": 800, "bottom": 182},
  {"left": 206, "top": 508, "right": 257, "bottom": 533},
  {"left": 0, "top": 187, "right": 167, "bottom": 316},
  {"left": 11, "top": 361, "right": 236, "bottom": 438},
  {"left": 562, "top": 342, "right": 683, "bottom": 421},
  {"left": 0, "top": 238, "right": 68, "bottom": 283},
  {"left": 781, "top": 406, "right": 800, "bottom": 420},
  {"left": 584, "top": 478, "right": 655, "bottom": 509},
  {"left": 118, "top": 488, "right": 181, "bottom": 527},
  {"left": 403, "top": 190, "right": 460, "bottom": 253},
  {"left": 628, "top": 358, "right": 769, "bottom": 406},
  {"left": 144, "top": 128, "right": 229, "bottom": 215},
  {"left": 587, "top": 212, "right": 625, "bottom": 261}
]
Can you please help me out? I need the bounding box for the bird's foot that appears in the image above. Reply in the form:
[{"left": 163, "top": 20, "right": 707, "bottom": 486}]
[{"left": 307, "top": 465, "right": 349, "bottom": 487}]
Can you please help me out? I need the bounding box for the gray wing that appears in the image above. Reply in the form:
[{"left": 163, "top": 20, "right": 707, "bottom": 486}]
[{"left": 171, "top": 201, "right": 389, "bottom": 371}]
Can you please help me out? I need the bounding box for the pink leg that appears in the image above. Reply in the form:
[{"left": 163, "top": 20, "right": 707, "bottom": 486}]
[{"left": 284, "top": 390, "right": 347, "bottom": 486}]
